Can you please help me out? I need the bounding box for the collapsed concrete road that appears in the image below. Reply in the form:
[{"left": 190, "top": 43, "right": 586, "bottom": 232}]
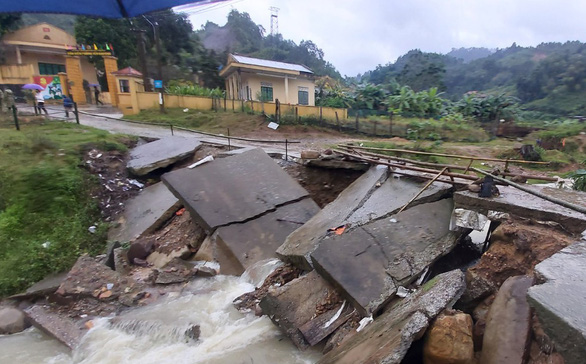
[
  {"left": 108, "top": 182, "right": 181, "bottom": 243},
  {"left": 528, "top": 239, "right": 586, "bottom": 364},
  {"left": 455, "top": 185, "right": 586, "bottom": 234},
  {"left": 162, "top": 148, "right": 320, "bottom": 274},
  {"left": 127, "top": 136, "right": 202, "bottom": 176},
  {"left": 312, "top": 198, "right": 462, "bottom": 316},
  {"left": 277, "top": 167, "right": 453, "bottom": 271},
  {"left": 318, "top": 269, "right": 465, "bottom": 364}
]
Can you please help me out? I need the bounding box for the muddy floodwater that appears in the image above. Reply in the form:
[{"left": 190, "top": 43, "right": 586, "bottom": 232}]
[{"left": 0, "top": 260, "right": 322, "bottom": 364}]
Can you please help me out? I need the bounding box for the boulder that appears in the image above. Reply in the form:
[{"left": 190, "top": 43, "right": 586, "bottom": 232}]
[
  {"left": 162, "top": 148, "right": 310, "bottom": 232},
  {"left": 0, "top": 307, "right": 29, "bottom": 334},
  {"left": 528, "top": 240, "right": 586, "bottom": 364},
  {"left": 318, "top": 269, "right": 466, "bottom": 364},
  {"left": 480, "top": 275, "right": 534, "bottom": 364},
  {"left": 312, "top": 198, "right": 461, "bottom": 315},
  {"left": 259, "top": 270, "right": 342, "bottom": 350},
  {"left": 127, "top": 136, "right": 201, "bottom": 176},
  {"left": 423, "top": 311, "right": 474, "bottom": 364},
  {"left": 108, "top": 182, "right": 181, "bottom": 243},
  {"left": 127, "top": 238, "right": 156, "bottom": 265}
]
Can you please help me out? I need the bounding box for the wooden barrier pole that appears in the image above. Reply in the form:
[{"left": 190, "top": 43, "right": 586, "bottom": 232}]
[{"left": 397, "top": 167, "right": 448, "bottom": 214}]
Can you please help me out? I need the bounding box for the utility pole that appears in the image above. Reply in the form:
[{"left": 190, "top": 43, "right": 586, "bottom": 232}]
[
  {"left": 133, "top": 27, "right": 151, "bottom": 92},
  {"left": 143, "top": 15, "right": 165, "bottom": 113}
]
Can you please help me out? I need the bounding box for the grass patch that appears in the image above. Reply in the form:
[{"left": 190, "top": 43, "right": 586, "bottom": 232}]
[
  {"left": 126, "top": 108, "right": 268, "bottom": 135},
  {"left": 0, "top": 122, "right": 129, "bottom": 296}
]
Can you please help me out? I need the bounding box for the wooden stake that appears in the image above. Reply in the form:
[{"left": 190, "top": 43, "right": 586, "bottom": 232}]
[{"left": 397, "top": 167, "right": 448, "bottom": 214}]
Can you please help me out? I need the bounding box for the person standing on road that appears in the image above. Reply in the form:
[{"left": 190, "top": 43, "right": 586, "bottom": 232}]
[
  {"left": 35, "top": 90, "right": 48, "bottom": 115},
  {"left": 63, "top": 95, "right": 73, "bottom": 118},
  {"left": 94, "top": 86, "right": 103, "bottom": 106}
]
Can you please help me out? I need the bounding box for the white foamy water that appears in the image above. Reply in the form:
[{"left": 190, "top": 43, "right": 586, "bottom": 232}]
[{"left": 0, "top": 259, "right": 322, "bottom": 364}]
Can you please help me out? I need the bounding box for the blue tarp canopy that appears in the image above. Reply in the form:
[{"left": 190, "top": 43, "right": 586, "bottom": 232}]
[{"left": 0, "top": 0, "right": 224, "bottom": 18}]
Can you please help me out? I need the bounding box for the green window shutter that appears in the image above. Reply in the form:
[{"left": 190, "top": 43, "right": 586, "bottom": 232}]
[
  {"left": 298, "top": 90, "right": 309, "bottom": 105},
  {"left": 261, "top": 86, "right": 273, "bottom": 102}
]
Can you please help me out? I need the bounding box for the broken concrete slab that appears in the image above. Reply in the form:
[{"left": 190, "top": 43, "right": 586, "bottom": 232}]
[
  {"left": 259, "top": 270, "right": 341, "bottom": 350},
  {"left": 10, "top": 272, "right": 68, "bottom": 299},
  {"left": 299, "top": 301, "right": 355, "bottom": 346},
  {"left": 127, "top": 136, "right": 201, "bottom": 176},
  {"left": 347, "top": 173, "right": 453, "bottom": 226},
  {"left": 318, "top": 269, "right": 465, "bottom": 364},
  {"left": 454, "top": 186, "right": 586, "bottom": 234},
  {"left": 216, "top": 146, "right": 256, "bottom": 158},
  {"left": 312, "top": 198, "right": 461, "bottom": 316},
  {"left": 215, "top": 198, "right": 320, "bottom": 275},
  {"left": 108, "top": 182, "right": 181, "bottom": 243},
  {"left": 162, "top": 148, "right": 310, "bottom": 232},
  {"left": 480, "top": 275, "right": 534, "bottom": 364},
  {"left": 24, "top": 305, "right": 85, "bottom": 349},
  {"left": 528, "top": 241, "right": 586, "bottom": 364},
  {"left": 277, "top": 165, "right": 389, "bottom": 270}
]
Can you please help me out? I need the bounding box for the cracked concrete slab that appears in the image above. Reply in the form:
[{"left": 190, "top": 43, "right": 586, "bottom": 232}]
[
  {"left": 162, "top": 148, "right": 310, "bottom": 232},
  {"left": 311, "top": 198, "right": 461, "bottom": 316},
  {"left": 215, "top": 198, "right": 320, "bottom": 275},
  {"left": 276, "top": 165, "right": 389, "bottom": 270},
  {"left": 317, "top": 269, "right": 465, "bottom": 364},
  {"left": 127, "top": 136, "right": 201, "bottom": 176},
  {"left": 528, "top": 241, "right": 586, "bottom": 364},
  {"left": 108, "top": 182, "right": 181, "bottom": 243},
  {"left": 454, "top": 186, "right": 586, "bottom": 234}
]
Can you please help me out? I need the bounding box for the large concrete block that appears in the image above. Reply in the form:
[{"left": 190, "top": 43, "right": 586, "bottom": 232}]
[
  {"left": 312, "top": 198, "right": 460, "bottom": 316},
  {"left": 108, "top": 182, "right": 180, "bottom": 243},
  {"left": 259, "top": 270, "right": 338, "bottom": 350},
  {"left": 528, "top": 241, "right": 586, "bottom": 364},
  {"left": 347, "top": 173, "right": 453, "bottom": 226},
  {"left": 277, "top": 165, "right": 389, "bottom": 270},
  {"left": 215, "top": 198, "right": 320, "bottom": 275},
  {"left": 318, "top": 269, "right": 466, "bottom": 364},
  {"left": 162, "top": 148, "right": 310, "bottom": 232},
  {"left": 480, "top": 275, "right": 533, "bottom": 364},
  {"left": 127, "top": 136, "right": 201, "bottom": 176},
  {"left": 454, "top": 186, "right": 586, "bottom": 234}
]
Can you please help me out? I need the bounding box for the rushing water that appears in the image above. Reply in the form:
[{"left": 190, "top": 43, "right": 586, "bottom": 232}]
[{"left": 0, "top": 260, "right": 322, "bottom": 364}]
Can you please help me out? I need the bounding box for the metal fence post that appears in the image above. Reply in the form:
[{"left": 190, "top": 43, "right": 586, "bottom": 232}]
[
  {"left": 170, "top": 124, "right": 174, "bottom": 136},
  {"left": 227, "top": 128, "right": 231, "bottom": 151},
  {"left": 285, "top": 139, "right": 288, "bottom": 160},
  {"left": 74, "top": 102, "right": 80, "bottom": 124},
  {"left": 12, "top": 106, "right": 19, "bottom": 131}
]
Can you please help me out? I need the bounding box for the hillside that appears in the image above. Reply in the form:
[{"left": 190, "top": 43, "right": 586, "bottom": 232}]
[
  {"left": 197, "top": 10, "right": 341, "bottom": 79},
  {"left": 362, "top": 42, "right": 586, "bottom": 116}
]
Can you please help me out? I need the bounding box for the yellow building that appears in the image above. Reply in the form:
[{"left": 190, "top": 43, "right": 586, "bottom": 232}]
[
  {"left": 0, "top": 23, "right": 99, "bottom": 102},
  {"left": 220, "top": 54, "right": 316, "bottom": 106}
]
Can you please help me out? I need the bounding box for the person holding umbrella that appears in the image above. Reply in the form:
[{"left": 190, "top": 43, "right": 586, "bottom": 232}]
[{"left": 35, "top": 90, "right": 48, "bottom": 115}]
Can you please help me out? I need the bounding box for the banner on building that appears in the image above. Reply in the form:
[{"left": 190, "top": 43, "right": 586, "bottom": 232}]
[{"left": 33, "top": 76, "right": 63, "bottom": 100}]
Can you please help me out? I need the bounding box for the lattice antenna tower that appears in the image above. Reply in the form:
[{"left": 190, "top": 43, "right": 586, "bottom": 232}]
[{"left": 270, "top": 6, "right": 280, "bottom": 35}]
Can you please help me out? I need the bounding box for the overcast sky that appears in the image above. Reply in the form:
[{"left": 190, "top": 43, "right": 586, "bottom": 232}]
[{"left": 182, "top": 0, "right": 586, "bottom": 76}]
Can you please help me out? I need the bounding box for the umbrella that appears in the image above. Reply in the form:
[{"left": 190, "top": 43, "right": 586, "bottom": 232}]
[
  {"left": 0, "top": 0, "right": 227, "bottom": 18},
  {"left": 88, "top": 83, "right": 100, "bottom": 87},
  {"left": 22, "top": 84, "right": 44, "bottom": 91}
]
